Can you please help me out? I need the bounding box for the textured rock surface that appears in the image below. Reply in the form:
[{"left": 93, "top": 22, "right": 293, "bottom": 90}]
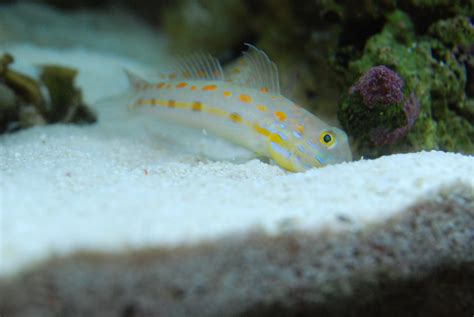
[{"left": 1, "top": 182, "right": 473, "bottom": 316}]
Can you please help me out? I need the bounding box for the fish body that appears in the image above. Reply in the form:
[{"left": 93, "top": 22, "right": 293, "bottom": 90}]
[{"left": 127, "top": 45, "right": 351, "bottom": 172}]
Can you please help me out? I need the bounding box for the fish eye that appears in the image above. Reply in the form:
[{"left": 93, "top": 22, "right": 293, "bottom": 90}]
[{"left": 320, "top": 131, "right": 336, "bottom": 147}]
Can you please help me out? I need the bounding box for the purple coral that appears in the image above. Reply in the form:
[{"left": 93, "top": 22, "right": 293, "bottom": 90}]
[
  {"left": 370, "top": 93, "right": 421, "bottom": 146},
  {"left": 350, "top": 65, "right": 404, "bottom": 108}
]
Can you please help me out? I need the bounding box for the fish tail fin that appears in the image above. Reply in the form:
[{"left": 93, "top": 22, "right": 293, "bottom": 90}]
[
  {"left": 124, "top": 68, "right": 149, "bottom": 91},
  {"left": 123, "top": 69, "right": 149, "bottom": 110}
]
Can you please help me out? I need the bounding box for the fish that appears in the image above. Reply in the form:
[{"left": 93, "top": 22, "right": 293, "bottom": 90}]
[{"left": 126, "top": 44, "right": 352, "bottom": 172}]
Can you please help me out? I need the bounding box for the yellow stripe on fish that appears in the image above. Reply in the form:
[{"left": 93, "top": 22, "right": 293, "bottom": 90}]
[
  {"left": 126, "top": 44, "right": 352, "bottom": 172},
  {"left": 132, "top": 96, "right": 288, "bottom": 148}
]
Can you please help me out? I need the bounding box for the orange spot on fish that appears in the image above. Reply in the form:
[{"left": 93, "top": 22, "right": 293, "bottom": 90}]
[
  {"left": 191, "top": 85, "right": 197, "bottom": 90},
  {"left": 223, "top": 91, "right": 233, "bottom": 97},
  {"left": 239, "top": 94, "right": 252, "bottom": 103},
  {"left": 192, "top": 101, "right": 203, "bottom": 112},
  {"left": 203, "top": 85, "right": 218, "bottom": 91},
  {"left": 168, "top": 100, "right": 176, "bottom": 108},
  {"left": 295, "top": 124, "right": 305, "bottom": 134},
  {"left": 253, "top": 124, "right": 270, "bottom": 137},
  {"left": 156, "top": 83, "right": 166, "bottom": 89},
  {"left": 197, "top": 70, "right": 206, "bottom": 78},
  {"left": 256, "top": 104, "right": 267, "bottom": 112},
  {"left": 176, "top": 82, "right": 188, "bottom": 88},
  {"left": 274, "top": 111, "right": 287, "bottom": 121},
  {"left": 269, "top": 133, "right": 283, "bottom": 143},
  {"left": 229, "top": 112, "right": 242, "bottom": 123},
  {"left": 260, "top": 87, "right": 269, "bottom": 93}
]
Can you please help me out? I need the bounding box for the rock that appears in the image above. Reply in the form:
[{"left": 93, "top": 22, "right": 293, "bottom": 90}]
[
  {"left": 338, "top": 10, "right": 473, "bottom": 158},
  {"left": 0, "top": 180, "right": 472, "bottom": 317}
]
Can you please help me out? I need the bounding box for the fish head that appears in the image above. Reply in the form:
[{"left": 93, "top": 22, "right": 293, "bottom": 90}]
[
  {"left": 303, "top": 125, "right": 353, "bottom": 168},
  {"left": 268, "top": 120, "right": 352, "bottom": 172}
]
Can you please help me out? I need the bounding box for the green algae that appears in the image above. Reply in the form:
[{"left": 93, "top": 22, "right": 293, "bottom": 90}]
[
  {"left": 0, "top": 53, "right": 96, "bottom": 133},
  {"left": 40, "top": 65, "right": 96, "bottom": 124},
  {"left": 428, "top": 15, "right": 474, "bottom": 47},
  {"left": 1, "top": 53, "right": 47, "bottom": 117}
]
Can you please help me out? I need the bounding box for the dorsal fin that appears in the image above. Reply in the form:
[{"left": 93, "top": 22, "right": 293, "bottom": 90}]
[
  {"left": 158, "top": 52, "right": 224, "bottom": 81},
  {"left": 225, "top": 44, "right": 281, "bottom": 94}
]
